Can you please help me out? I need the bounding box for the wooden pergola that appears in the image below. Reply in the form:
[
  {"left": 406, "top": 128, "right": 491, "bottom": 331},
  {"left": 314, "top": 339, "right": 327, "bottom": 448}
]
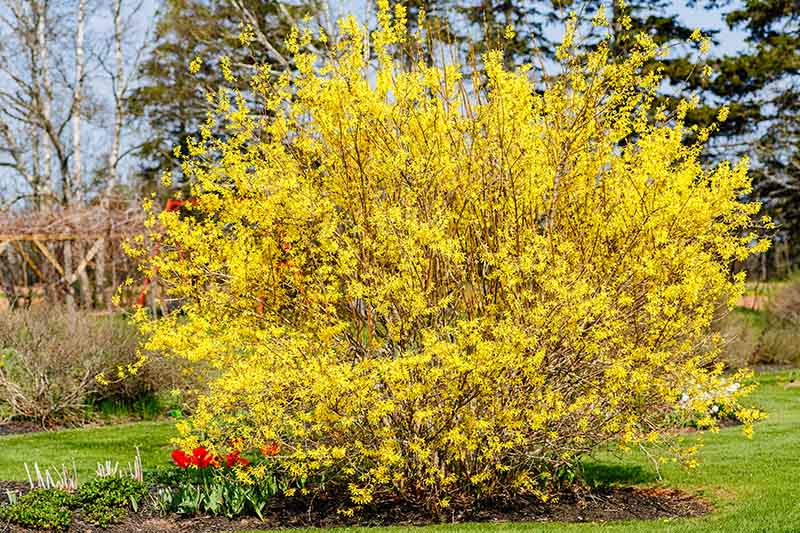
[{"left": 0, "top": 204, "right": 144, "bottom": 309}]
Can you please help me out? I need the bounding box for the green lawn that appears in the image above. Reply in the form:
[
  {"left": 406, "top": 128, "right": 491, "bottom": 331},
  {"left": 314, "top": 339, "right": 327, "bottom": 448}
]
[
  {"left": 1, "top": 371, "right": 798, "bottom": 532},
  {"left": 0, "top": 421, "right": 174, "bottom": 482}
]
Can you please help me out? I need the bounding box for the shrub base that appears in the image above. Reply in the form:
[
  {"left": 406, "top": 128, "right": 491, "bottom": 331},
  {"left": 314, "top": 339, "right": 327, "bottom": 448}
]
[{"left": 1, "top": 484, "right": 711, "bottom": 531}]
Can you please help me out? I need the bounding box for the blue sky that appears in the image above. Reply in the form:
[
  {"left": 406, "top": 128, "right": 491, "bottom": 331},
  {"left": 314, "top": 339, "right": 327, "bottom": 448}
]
[
  {"left": 134, "top": 0, "right": 748, "bottom": 56},
  {"left": 0, "top": 0, "right": 750, "bottom": 197},
  {"left": 333, "top": 0, "right": 749, "bottom": 55}
]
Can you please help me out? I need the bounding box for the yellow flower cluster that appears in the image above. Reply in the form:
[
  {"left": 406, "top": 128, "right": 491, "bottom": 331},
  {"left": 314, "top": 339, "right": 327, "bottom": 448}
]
[{"left": 135, "top": 4, "right": 769, "bottom": 509}]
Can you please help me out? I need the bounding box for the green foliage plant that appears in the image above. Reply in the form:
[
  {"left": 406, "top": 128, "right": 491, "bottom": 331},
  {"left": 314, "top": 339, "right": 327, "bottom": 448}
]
[
  {"left": 147, "top": 461, "right": 283, "bottom": 519},
  {"left": 0, "top": 489, "right": 74, "bottom": 530},
  {"left": 75, "top": 476, "right": 149, "bottom": 527}
]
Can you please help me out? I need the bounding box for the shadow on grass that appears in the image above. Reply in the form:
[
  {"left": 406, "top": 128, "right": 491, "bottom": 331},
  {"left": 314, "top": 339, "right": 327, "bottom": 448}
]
[{"left": 580, "top": 461, "right": 658, "bottom": 488}]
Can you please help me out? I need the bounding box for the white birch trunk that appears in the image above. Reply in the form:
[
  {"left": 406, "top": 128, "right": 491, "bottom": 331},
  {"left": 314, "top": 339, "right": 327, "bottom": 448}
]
[
  {"left": 72, "top": 0, "right": 86, "bottom": 204},
  {"left": 105, "top": 0, "right": 124, "bottom": 201},
  {"left": 34, "top": 0, "right": 54, "bottom": 202}
]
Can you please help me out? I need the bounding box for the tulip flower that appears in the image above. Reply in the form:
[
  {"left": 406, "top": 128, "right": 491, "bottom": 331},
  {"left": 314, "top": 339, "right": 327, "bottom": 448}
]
[
  {"left": 171, "top": 449, "right": 192, "bottom": 469},
  {"left": 260, "top": 442, "right": 279, "bottom": 457},
  {"left": 225, "top": 449, "right": 250, "bottom": 468},
  {"left": 191, "top": 447, "right": 216, "bottom": 468}
]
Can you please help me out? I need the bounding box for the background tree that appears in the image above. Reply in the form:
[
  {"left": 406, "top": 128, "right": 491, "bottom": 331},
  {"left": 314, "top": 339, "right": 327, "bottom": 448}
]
[
  {"left": 0, "top": 0, "right": 148, "bottom": 208},
  {"left": 391, "top": 1, "right": 706, "bottom": 75},
  {"left": 690, "top": 0, "right": 799, "bottom": 276},
  {"left": 129, "top": 0, "right": 321, "bottom": 194},
  {"left": 0, "top": 0, "right": 70, "bottom": 206}
]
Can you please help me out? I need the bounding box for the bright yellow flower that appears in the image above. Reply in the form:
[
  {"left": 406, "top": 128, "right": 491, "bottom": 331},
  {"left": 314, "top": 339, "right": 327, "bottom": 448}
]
[{"left": 134, "top": 2, "right": 769, "bottom": 511}]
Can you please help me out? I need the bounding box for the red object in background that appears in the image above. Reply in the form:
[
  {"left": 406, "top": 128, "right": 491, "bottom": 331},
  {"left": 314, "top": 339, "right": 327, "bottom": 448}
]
[
  {"left": 137, "top": 198, "right": 198, "bottom": 307},
  {"left": 136, "top": 278, "right": 151, "bottom": 307},
  {"left": 165, "top": 198, "right": 184, "bottom": 212},
  {"left": 164, "top": 197, "right": 198, "bottom": 212}
]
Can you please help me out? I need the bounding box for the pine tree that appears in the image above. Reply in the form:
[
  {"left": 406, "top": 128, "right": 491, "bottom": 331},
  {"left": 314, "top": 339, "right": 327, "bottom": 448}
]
[
  {"left": 683, "top": 0, "right": 800, "bottom": 274},
  {"left": 394, "top": 1, "right": 703, "bottom": 73},
  {"left": 130, "top": 0, "right": 319, "bottom": 193}
]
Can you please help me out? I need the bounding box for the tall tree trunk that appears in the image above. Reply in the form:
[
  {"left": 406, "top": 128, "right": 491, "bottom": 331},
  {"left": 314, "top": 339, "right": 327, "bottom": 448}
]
[
  {"left": 72, "top": 0, "right": 86, "bottom": 204},
  {"left": 73, "top": 0, "right": 89, "bottom": 308},
  {"left": 34, "top": 0, "right": 54, "bottom": 203},
  {"left": 105, "top": 0, "right": 124, "bottom": 202}
]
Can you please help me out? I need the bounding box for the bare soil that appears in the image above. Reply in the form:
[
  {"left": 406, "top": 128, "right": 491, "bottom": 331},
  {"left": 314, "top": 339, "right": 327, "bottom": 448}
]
[
  {"left": 737, "top": 294, "right": 768, "bottom": 310},
  {"left": 0, "top": 485, "right": 711, "bottom": 532},
  {"left": 0, "top": 421, "right": 42, "bottom": 437},
  {"left": 0, "top": 416, "right": 169, "bottom": 437}
]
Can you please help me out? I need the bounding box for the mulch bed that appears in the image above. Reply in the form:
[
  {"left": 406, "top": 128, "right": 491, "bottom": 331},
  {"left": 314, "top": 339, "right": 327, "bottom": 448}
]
[
  {"left": 0, "top": 485, "right": 711, "bottom": 532},
  {"left": 0, "top": 480, "right": 28, "bottom": 497},
  {"left": 0, "top": 421, "right": 42, "bottom": 437},
  {"left": 673, "top": 416, "right": 743, "bottom": 435}
]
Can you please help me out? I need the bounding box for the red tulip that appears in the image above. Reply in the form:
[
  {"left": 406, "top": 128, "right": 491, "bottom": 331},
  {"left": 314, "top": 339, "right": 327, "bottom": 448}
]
[
  {"left": 225, "top": 450, "right": 250, "bottom": 468},
  {"left": 171, "top": 449, "right": 192, "bottom": 469},
  {"left": 191, "top": 447, "right": 216, "bottom": 468}
]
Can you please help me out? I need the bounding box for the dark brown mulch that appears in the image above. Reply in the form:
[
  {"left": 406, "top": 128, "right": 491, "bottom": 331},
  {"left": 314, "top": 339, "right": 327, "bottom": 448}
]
[
  {"left": 0, "top": 481, "right": 28, "bottom": 501},
  {"left": 0, "top": 421, "right": 42, "bottom": 437},
  {"left": 674, "top": 416, "right": 743, "bottom": 435},
  {"left": 0, "top": 416, "right": 175, "bottom": 438},
  {"left": 1, "top": 486, "right": 710, "bottom": 532}
]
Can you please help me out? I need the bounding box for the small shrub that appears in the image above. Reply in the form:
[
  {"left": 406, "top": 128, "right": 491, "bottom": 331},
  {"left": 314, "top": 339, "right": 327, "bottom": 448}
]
[
  {"left": 748, "top": 281, "right": 800, "bottom": 365},
  {"left": 0, "top": 306, "right": 199, "bottom": 425},
  {"left": 767, "top": 279, "right": 800, "bottom": 324},
  {"left": 146, "top": 464, "right": 188, "bottom": 487},
  {"left": 756, "top": 326, "right": 800, "bottom": 365},
  {"left": 713, "top": 309, "right": 761, "bottom": 368},
  {"left": 74, "top": 477, "right": 148, "bottom": 526},
  {"left": 0, "top": 488, "right": 74, "bottom": 530}
]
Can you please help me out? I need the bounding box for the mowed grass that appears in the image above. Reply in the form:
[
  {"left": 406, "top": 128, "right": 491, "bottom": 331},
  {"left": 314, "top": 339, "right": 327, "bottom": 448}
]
[
  {"left": 0, "top": 421, "right": 174, "bottom": 482},
  {"left": 1, "top": 371, "right": 798, "bottom": 532}
]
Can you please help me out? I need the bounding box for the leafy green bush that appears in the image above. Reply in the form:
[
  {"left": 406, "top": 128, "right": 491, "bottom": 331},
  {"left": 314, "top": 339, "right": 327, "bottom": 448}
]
[
  {"left": 75, "top": 476, "right": 149, "bottom": 526},
  {"left": 152, "top": 477, "right": 277, "bottom": 519},
  {"left": 0, "top": 489, "right": 74, "bottom": 530},
  {"left": 146, "top": 464, "right": 188, "bottom": 486}
]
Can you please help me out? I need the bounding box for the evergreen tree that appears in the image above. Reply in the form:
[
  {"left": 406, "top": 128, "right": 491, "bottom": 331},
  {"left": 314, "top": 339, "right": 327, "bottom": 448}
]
[
  {"left": 130, "top": 0, "right": 319, "bottom": 193},
  {"left": 394, "top": 1, "right": 704, "bottom": 73},
  {"left": 683, "top": 0, "right": 800, "bottom": 274}
]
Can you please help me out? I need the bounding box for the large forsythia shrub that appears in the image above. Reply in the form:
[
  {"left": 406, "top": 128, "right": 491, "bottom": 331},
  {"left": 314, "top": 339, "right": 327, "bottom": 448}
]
[{"left": 133, "top": 4, "right": 769, "bottom": 509}]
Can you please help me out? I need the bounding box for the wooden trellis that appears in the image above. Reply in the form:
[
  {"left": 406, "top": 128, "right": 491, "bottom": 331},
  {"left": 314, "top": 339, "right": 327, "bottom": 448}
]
[{"left": 0, "top": 204, "right": 144, "bottom": 310}]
